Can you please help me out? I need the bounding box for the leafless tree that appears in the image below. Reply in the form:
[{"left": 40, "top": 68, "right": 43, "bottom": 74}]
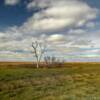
[
  {"left": 32, "top": 41, "right": 46, "bottom": 68},
  {"left": 44, "top": 56, "right": 65, "bottom": 67}
]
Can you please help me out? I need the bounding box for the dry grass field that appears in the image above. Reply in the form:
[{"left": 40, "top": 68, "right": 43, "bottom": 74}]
[{"left": 0, "top": 62, "right": 100, "bottom": 100}]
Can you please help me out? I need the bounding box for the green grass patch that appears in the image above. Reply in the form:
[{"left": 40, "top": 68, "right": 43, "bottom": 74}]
[{"left": 0, "top": 63, "right": 100, "bottom": 100}]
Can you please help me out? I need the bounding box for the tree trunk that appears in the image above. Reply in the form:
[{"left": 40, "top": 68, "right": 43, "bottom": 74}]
[
  {"left": 36, "top": 62, "right": 39, "bottom": 68},
  {"left": 36, "top": 57, "right": 39, "bottom": 68}
]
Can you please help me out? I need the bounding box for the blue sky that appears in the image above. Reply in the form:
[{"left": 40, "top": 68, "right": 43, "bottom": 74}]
[{"left": 0, "top": 0, "right": 100, "bottom": 62}]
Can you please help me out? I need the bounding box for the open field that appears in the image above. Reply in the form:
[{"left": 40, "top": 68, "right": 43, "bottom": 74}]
[{"left": 0, "top": 62, "right": 100, "bottom": 100}]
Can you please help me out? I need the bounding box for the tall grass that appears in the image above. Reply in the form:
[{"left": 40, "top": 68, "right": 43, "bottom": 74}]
[{"left": 0, "top": 62, "right": 100, "bottom": 100}]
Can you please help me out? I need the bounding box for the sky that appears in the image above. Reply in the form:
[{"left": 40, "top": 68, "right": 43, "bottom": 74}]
[{"left": 0, "top": 0, "right": 100, "bottom": 62}]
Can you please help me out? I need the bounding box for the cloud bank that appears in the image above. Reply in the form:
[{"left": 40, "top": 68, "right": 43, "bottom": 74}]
[{"left": 0, "top": 0, "right": 100, "bottom": 61}]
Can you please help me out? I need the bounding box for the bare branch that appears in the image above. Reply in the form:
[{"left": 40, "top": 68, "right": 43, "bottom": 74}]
[
  {"left": 32, "top": 41, "right": 38, "bottom": 49},
  {"left": 32, "top": 40, "right": 46, "bottom": 68}
]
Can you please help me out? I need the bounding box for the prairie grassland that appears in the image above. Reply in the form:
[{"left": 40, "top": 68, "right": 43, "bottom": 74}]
[{"left": 0, "top": 62, "right": 100, "bottom": 100}]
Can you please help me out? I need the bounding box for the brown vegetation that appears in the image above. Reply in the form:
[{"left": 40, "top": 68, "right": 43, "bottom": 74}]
[{"left": 0, "top": 61, "right": 100, "bottom": 68}]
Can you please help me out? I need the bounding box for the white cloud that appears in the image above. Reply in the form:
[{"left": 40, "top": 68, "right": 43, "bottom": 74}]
[
  {"left": 47, "top": 34, "right": 65, "bottom": 42},
  {"left": 68, "top": 29, "right": 86, "bottom": 34},
  {"left": 86, "top": 22, "right": 95, "bottom": 28},
  {"left": 5, "top": 0, "right": 20, "bottom": 5},
  {"left": 22, "top": 0, "right": 98, "bottom": 33},
  {"left": 10, "top": 0, "right": 98, "bottom": 35},
  {"left": 71, "top": 40, "right": 92, "bottom": 47},
  {"left": 0, "top": 32, "right": 5, "bottom": 37},
  {"left": 27, "top": 1, "right": 36, "bottom": 10}
]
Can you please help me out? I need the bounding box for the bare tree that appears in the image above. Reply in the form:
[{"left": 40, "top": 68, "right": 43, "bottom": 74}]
[
  {"left": 44, "top": 56, "right": 65, "bottom": 68},
  {"left": 32, "top": 41, "right": 46, "bottom": 68}
]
